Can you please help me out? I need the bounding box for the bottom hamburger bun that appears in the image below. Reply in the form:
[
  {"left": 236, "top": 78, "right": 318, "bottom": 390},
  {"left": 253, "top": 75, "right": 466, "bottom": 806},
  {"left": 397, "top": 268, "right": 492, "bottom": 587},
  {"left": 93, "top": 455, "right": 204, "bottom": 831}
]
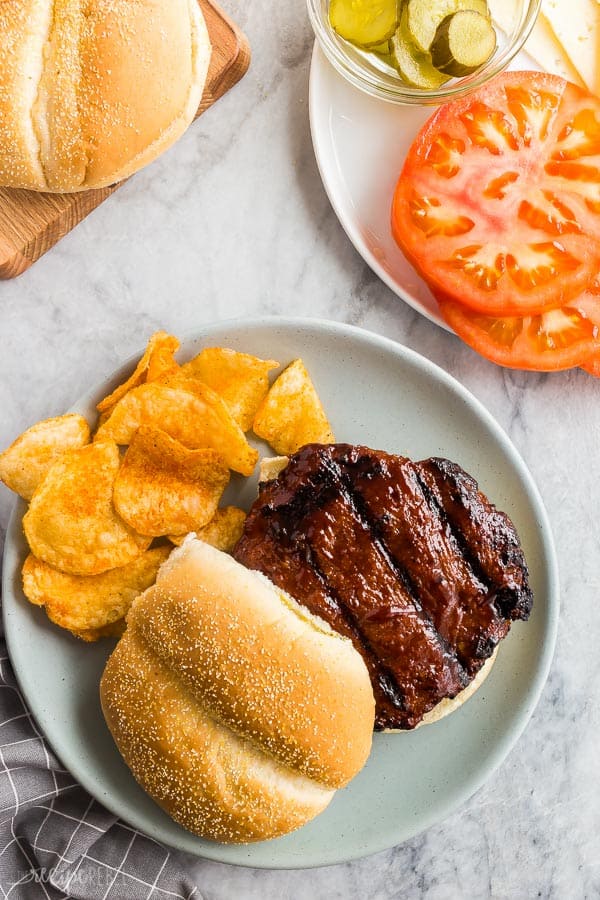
[
  {"left": 100, "top": 539, "right": 375, "bottom": 843},
  {"left": 384, "top": 649, "right": 498, "bottom": 732},
  {"left": 258, "top": 455, "right": 502, "bottom": 731}
]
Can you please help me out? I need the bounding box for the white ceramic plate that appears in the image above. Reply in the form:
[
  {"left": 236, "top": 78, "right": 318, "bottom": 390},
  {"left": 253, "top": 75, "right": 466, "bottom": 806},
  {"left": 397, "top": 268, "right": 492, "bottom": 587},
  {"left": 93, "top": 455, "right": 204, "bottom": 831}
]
[
  {"left": 309, "top": 46, "right": 539, "bottom": 328},
  {"left": 2, "top": 318, "right": 558, "bottom": 868}
]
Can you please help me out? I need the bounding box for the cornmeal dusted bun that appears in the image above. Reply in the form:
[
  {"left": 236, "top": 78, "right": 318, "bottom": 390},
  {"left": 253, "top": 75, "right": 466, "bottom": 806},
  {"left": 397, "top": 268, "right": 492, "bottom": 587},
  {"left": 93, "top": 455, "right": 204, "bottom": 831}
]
[
  {"left": 0, "top": 0, "right": 211, "bottom": 192},
  {"left": 100, "top": 539, "right": 375, "bottom": 843}
]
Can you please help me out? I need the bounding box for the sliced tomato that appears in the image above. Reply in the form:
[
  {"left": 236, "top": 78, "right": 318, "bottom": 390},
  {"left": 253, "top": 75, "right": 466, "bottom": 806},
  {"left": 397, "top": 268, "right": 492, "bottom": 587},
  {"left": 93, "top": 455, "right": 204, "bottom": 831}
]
[
  {"left": 392, "top": 71, "right": 600, "bottom": 316},
  {"left": 581, "top": 355, "right": 600, "bottom": 377},
  {"left": 436, "top": 287, "right": 600, "bottom": 371}
]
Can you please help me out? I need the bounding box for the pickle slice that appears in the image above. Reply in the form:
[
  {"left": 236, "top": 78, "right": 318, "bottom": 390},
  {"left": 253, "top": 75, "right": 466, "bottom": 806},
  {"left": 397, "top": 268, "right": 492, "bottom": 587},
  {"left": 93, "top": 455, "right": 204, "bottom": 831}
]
[
  {"left": 370, "top": 40, "right": 391, "bottom": 54},
  {"left": 407, "top": 0, "right": 489, "bottom": 52},
  {"left": 390, "top": 8, "right": 450, "bottom": 89},
  {"left": 329, "top": 0, "right": 399, "bottom": 47},
  {"left": 431, "top": 9, "right": 496, "bottom": 75}
]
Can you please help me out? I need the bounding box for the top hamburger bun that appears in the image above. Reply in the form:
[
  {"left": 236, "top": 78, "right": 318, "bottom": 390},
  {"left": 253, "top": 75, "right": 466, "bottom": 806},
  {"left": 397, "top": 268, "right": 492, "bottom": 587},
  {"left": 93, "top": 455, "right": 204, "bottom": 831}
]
[
  {"left": 100, "top": 539, "right": 375, "bottom": 843},
  {"left": 0, "top": 0, "right": 211, "bottom": 192}
]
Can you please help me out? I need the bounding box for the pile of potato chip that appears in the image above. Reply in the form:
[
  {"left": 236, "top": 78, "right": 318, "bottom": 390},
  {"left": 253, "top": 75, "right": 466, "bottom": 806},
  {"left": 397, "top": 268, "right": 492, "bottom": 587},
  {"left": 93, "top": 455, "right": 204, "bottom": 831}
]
[{"left": 0, "top": 332, "right": 335, "bottom": 641}]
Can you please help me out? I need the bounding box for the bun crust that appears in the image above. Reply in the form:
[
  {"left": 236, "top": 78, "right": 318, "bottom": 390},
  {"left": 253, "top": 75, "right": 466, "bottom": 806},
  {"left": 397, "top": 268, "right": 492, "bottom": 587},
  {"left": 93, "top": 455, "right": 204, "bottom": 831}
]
[
  {"left": 384, "top": 649, "right": 497, "bottom": 732},
  {"left": 100, "top": 540, "right": 375, "bottom": 843},
  {"left": 0, "top": 0, "right": 211, "bottom": 192},
  {"left": 102, "top": 624, "right": 335, "bottom": 843},
  {"left": 0, "top": 0, "right": 51, "bottom": 190}
]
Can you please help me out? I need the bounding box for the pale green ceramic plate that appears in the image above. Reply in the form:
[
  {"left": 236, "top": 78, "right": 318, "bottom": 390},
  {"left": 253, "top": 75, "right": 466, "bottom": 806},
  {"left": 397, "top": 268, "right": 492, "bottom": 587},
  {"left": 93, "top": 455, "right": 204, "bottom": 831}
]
[{"left": 2, "top": 318, "right": 559, "bottom": 868}]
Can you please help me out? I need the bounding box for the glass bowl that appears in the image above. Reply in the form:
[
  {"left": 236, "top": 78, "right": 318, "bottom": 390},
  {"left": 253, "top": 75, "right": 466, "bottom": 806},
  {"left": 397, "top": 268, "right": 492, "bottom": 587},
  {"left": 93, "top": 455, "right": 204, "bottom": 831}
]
[{"left": 307, "top": 0, "right": 542, "bottom": 105}]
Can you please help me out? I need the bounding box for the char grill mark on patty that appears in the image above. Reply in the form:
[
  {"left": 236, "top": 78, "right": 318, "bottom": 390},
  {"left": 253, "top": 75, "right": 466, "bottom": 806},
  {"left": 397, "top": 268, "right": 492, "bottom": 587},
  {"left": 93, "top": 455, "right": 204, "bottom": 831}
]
[
  {"left": 302, "top": 460, "right": 468, "bottom": 728},
  {"left": 415, "top": 458, "right": 533, "bottom": 622},
  {"left": 232, "top": 504, "right": 405, "bottom": 729},
  {"left": 236, "top": 445, "right": 468, "bottom": 729},
  {"left": 234, "top": 444, "right": 533, "bottom": 730},
  {"left": 333, "top": 446, "right": 512, "bottom": 675}
]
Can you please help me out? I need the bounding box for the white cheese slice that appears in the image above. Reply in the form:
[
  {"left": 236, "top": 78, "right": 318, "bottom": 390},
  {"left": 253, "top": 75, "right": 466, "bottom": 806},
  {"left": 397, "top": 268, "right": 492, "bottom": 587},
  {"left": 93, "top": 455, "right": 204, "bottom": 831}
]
[
  {"left": 534, "top": 15, "right": 586, "bottom": 86},
  {"left": 542, "top": 0, "right": 600, "bottom": 94},
  {"left": 492, "top": 1, "right": 584, "bottom": 86}
]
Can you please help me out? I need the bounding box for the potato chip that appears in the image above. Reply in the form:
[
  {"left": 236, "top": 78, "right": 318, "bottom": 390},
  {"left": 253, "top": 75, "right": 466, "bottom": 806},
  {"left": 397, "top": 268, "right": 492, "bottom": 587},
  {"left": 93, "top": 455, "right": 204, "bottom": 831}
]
[
  {"left": 253, "top": 359, "right": 335, "bottom": 455},
  {"left": 23, "top": 441, "right": 151, "bottom": 575},
  {"left": 196, "top": 506, "right": 247, "bottom": 551},
  {"left": 0, "top": 414, "right": 91, "bottom": 500},
  {"left": 95, "top": 381, "right": 258, "bottom": 476},
  {"left": 96, "top": 331, "right": 179, "bottom": 413},
  {"left": 22, "top": 546, "right": 170, "bottom": 639},
  {"left": 113, "top": 427, "right": 230, "bottom": 536},
  {"left": 180, "top": 348, "right": 279, "bottom": 431},
  {"left": 169, "top": 506, "right": 247, "bottom": 552},
  {"left": 96, "top": 409, "right": 111, "bottom": 430},
  {"left": 73, "top": 619, "right": 127, "bottom": 643},
  {"left": 146, "top": 342, "right": 180, "bottom": 384}
]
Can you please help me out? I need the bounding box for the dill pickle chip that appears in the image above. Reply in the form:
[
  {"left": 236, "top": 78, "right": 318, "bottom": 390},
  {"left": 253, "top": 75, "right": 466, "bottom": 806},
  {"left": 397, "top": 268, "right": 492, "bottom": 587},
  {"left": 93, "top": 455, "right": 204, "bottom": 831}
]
[
  {"left": 390, "top": 9, "right": 449, "bottom": 89},
  {"left": 431, "top": 9, "right": 496, "bottom": 76},
  {"left": 329, "top": 0, "right": 398, "bottom": 48},
  {"left": 407, "top": 0, "right": 489, "bottom": 52},
  {"left": 370, "top": 39, "right": 391, "bottom": 54}
]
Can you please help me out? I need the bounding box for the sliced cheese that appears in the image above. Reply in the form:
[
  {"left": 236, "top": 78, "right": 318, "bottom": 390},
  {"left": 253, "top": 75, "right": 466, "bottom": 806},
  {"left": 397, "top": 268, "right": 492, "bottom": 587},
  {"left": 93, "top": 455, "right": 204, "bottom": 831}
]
[
  {"left": 531, "top": 15, "right": 585, "bottom": 86},
  {"left": 492, "top": 0, "right": 591, "bottom": 91},
  {"left": 542, "top": 0, "right": 600, "bottom": 94}
]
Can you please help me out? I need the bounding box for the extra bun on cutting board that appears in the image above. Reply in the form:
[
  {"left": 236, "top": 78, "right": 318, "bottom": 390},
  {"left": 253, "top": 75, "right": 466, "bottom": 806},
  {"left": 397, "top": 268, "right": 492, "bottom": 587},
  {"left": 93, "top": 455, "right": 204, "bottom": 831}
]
[
  {"left": 100, "top": 539, "right": 375, "bottom": 843},
  {"left": 0, "top": 0, "right": 211, "bottom": 192}
]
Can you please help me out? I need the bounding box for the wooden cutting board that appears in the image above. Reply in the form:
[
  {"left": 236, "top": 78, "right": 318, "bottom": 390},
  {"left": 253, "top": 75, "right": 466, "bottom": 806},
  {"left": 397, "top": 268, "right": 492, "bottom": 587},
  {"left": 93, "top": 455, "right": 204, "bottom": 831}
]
[{"left": 0, "top": 0, "right": 250, "bottom": 279}]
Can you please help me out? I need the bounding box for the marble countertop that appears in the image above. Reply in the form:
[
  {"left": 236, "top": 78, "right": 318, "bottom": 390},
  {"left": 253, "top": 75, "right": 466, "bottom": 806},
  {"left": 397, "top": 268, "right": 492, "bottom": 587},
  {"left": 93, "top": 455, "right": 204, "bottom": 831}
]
[{"left": 1, "top": 1, "right": 598, "bottom": 896}]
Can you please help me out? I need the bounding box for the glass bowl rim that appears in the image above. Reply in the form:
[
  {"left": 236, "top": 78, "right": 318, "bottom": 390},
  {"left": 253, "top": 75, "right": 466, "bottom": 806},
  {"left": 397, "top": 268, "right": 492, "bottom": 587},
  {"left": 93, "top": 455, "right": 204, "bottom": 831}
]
[{"left": 306, "top": 0, "right": 543, "bottom": 105}]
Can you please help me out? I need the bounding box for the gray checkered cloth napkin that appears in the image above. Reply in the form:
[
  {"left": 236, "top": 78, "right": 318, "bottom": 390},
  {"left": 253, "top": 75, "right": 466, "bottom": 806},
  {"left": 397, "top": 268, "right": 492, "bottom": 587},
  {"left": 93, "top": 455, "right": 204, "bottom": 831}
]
[{"left": 0, "top": 620, "right": 199, "bottom": 899}]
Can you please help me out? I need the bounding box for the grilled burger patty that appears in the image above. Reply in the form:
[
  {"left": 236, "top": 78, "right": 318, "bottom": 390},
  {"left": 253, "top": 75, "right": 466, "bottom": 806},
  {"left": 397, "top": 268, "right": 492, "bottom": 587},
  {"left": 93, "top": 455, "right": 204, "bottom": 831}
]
[{"left": 234, "top": 444, "right": 533, "bottom": 730}]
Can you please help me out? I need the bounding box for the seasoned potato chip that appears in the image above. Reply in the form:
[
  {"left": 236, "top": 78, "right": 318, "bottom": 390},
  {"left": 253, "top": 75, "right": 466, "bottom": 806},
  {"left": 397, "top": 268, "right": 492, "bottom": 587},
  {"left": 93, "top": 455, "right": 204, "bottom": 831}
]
[
  {"left": 23, "top": 441, "right": 151, "bottom": 575},
  {"left": 96, "top": 409, "right": 111, "bottom": 430},
  {"left": 96, "top": 331, "right": 180, "bottom": 413},
  {"left": 196, "top": 506, "right": 247, "bottom": 552},
  {"left": 253, "top": 359, "right": 335, "bottom": 455},
  {"left": 72, "top": 620, "right": 126, "bottom": 643},
  {"left": 169, "top": 506, "right": 247, "bottom": 552},
  {"left": 0, "top": 414, "right": 90, "bottom": 500},
  {"left": 95, "top": 381, "right": 258, "bottom": 476},
  {"left": 180, "top": 348, "right": 279, "bottom": 431},
  {"left": 146, "top": 341, "right": 180, "bottom": 384},
  {"left": 22, "top": 546, "right": 170, "bottom": 639},
  {"left": 152, "top": 370, "right": 207, "bottom": 393},
  {"left": 113, "top": 427, "right": 230, "bottom": 536}
]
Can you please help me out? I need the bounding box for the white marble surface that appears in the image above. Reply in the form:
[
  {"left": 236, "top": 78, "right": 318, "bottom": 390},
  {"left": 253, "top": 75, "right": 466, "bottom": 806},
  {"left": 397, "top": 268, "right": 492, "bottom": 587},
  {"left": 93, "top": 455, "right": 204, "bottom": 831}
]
[{"left": 0, "top": 1, "right": 598, "bottom": 896}]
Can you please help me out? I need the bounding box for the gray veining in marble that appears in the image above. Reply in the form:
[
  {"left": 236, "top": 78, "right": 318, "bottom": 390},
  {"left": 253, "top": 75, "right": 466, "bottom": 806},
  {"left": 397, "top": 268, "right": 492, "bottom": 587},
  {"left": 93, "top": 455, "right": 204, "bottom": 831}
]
[{"left": 1, "top": 1, "right": 598, "bottom": 897}]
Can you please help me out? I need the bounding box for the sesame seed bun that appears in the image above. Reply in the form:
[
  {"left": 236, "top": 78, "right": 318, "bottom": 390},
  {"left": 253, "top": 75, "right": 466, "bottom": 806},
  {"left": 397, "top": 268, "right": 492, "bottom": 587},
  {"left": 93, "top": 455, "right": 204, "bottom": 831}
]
[
  {"left": 100, "top": 539, "right": 375, "bottom": 843},
  {"left": 0, "top": 0, "right": 211, "bottom": 192},
  {"left": 383, "top": 649, "right": 498, "bottom": 732}
]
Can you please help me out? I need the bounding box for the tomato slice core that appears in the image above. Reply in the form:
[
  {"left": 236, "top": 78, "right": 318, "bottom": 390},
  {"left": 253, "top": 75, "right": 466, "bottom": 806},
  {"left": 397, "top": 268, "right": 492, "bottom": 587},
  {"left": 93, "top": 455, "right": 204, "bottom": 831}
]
[{"left": 392, "top": 72, "right": 600, "bottom": 316}]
